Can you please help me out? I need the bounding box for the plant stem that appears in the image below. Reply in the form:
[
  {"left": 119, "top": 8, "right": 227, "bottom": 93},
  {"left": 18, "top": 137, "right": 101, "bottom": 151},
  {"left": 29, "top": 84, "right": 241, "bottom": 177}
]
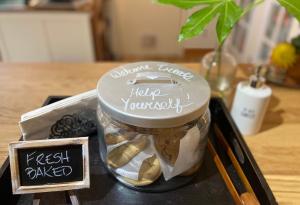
[
  {"left": 205, "top": 49, "right": 217, "bottom": 80},
  {"left": 205, "top": 59, "right": 213, "bottom": 80},
  {"left": 216, "top": 43, "right": 224, "bottom": 78},
  {"left": 205, "top": 43, "right": 224, "bottom": 80}
]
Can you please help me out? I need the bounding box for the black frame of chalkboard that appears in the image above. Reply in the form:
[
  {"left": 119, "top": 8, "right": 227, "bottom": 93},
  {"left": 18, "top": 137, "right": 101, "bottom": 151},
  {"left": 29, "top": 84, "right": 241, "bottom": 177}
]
[{"left": 8, "top": 137, "right": 90, "bottom": 194}]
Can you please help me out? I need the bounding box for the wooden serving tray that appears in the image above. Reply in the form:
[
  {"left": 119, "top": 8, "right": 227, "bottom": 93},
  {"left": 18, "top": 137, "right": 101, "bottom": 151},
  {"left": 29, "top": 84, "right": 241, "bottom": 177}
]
[{"left": 0, "top": 97, "right": 277, "bottom": 205}]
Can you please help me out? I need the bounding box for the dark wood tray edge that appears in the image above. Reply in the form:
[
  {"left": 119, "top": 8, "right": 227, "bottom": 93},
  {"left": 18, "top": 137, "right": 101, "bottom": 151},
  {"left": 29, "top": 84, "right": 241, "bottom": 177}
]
[
  {"left": 210, "top": 98, "right": 277, "bottom": 205},
  {"left": 0, "top": 96, "right": 277, "bottom": 205}
]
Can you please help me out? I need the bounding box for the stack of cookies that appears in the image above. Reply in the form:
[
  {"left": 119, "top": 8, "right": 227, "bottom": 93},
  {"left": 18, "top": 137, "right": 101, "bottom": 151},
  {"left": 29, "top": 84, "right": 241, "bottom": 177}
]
[
  {"left": 104, "top": 124, "right": 203, "bottom": 186},
  {"left": 106, "top": 132, "right": 162, "bottom": 186}
]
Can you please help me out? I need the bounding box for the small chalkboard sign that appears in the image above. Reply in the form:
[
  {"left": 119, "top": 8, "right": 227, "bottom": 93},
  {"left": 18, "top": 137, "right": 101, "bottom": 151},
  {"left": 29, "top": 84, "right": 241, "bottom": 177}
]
[{"left": 9, "top": 137, "right": 89, "bottom": 194}]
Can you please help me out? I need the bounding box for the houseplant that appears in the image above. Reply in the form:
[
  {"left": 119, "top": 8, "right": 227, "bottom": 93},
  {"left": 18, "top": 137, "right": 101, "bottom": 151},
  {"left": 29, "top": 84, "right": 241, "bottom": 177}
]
[
  {"left": 269, "top": 42, "right": 297, "bottom": 83},
  {"left": 155, "top": 0, "right": 300, "bottom": 96},
  {"left": 269, "top": 35, "right": 300, "bottom": 84}
]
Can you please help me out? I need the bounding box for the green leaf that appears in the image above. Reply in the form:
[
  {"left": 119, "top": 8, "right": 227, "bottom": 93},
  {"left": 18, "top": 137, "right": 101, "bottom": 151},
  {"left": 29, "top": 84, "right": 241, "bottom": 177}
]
[
  {"left": 179, "top": 3, "right": 222, "bottom": 41},
  {"left": 155, "top": 0, "right": 222, "bottom": 9},
  {"left": 216, "top": 0, "right": 243, "bottom": 43},
  {"left": 277, "top": 0, "right": 300, "bottom": 22}
]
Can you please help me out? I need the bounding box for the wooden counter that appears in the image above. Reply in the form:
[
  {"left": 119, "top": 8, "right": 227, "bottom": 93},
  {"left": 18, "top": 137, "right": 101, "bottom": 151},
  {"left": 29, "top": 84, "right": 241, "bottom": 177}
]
[{"left": 0, "top": 63, "right": 299, "bottom": 204}]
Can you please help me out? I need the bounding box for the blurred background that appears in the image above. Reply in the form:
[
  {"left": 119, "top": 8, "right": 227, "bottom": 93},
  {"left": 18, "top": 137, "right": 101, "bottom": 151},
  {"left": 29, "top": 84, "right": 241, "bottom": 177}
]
[{"left": 0, "top": 0, "right": 298, "bottom": 64}]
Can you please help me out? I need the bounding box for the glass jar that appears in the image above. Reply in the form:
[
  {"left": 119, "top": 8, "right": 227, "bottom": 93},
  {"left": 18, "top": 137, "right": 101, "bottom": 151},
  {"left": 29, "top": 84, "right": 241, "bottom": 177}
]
[
  {"left": 202, "top": 51, "right": 237, "bottom": 99},
  {"left": 267, "top": 64, "right": 287, "bottom": 84},
  {"left": 96, "top": 62, "right": 211, "bottom": 191}
]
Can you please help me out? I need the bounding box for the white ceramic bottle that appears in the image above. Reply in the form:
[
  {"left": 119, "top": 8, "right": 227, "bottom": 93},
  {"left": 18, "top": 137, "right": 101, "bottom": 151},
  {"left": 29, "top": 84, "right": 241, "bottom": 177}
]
[{"left": 231, "top": 69, "right": 272, "bottom": 136}]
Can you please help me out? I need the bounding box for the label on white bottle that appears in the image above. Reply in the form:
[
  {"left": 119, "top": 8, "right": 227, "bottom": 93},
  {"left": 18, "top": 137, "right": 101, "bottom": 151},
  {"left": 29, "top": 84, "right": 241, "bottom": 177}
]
[{"left": 231, "top": 82, "right": 272, "bottom": 136}]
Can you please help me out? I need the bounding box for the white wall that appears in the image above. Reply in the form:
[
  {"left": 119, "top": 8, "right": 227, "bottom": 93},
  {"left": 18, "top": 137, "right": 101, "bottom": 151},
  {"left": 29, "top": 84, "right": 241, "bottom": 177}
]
[
  {"left": 107, "top": 1, "right": 218, "bottom": 59},
  {"left": 107, "top": 0, "right": 184, "bottom": 58}
]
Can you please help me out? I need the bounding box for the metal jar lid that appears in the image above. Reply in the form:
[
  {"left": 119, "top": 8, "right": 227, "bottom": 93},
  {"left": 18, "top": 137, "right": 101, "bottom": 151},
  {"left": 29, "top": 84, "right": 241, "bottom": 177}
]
[{"left": 97, "top": 62, "right": 211, "bottom": 128}]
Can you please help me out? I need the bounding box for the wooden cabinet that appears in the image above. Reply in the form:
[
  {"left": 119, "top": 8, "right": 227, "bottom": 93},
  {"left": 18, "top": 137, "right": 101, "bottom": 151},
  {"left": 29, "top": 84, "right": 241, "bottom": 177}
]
[{"left": 0, "top": 12, "right": 95, "bottom": 62}]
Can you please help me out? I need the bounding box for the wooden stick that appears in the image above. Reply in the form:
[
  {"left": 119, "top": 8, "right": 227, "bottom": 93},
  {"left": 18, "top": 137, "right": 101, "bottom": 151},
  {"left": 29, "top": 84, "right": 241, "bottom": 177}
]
[
  {"left": 32, "top": 193, "right": 42, "bottom": 205},
  {"left": 68, "top": 190, "right": 80, "bottom": 205},
  {"left": 241, "top": 193, "right": 260, "bottom": 205},
  {"left": 207, "top": 139, "right": 243, "bottom": 205},
  {"left": 214, "top": 124, "right": 260, "bottom": 205}
]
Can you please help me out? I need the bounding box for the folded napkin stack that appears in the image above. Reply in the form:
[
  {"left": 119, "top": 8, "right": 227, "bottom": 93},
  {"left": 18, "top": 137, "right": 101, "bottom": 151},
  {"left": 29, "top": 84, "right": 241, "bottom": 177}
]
[{"left": 20, "top": 90, "right": 98, "bottom": 140}]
